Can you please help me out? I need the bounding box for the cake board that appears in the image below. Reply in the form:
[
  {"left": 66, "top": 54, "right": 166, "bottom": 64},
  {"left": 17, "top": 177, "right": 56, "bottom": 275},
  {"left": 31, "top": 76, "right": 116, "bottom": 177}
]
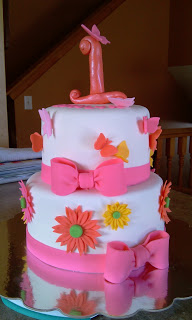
[
  {"left": 1, "top": 297, "right": 92, "bottom": 320},
  {"left": 0, "top": 213, "right": 192, "bottom": 319}
]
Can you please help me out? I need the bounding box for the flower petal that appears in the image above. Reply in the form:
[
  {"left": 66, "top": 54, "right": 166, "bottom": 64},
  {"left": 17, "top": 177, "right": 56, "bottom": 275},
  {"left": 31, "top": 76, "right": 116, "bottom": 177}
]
[{"left": 82, "top": 235, "right": 95, "bottom": 249}]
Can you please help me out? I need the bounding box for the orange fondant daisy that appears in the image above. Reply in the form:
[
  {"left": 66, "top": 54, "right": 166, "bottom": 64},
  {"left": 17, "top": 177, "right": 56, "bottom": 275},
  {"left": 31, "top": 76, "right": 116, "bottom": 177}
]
[
  {"left": 56, "top": 290, "right": 96, "bottom": 316},
  {"left": 103, "top": 202, "right": 131, "bottom": 231},
  {"left": 52, "top": 206, "right": 101, "bottom": 255},
  {"left": 159, "top": 181, "right": 172, "bottom": 224}
]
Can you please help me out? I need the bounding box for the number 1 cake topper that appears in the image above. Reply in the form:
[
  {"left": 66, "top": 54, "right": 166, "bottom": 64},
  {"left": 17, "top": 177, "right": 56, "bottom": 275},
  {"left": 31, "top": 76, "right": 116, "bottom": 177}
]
[{"left": 70, "top": 24, "right": 127, "bottom": 104}]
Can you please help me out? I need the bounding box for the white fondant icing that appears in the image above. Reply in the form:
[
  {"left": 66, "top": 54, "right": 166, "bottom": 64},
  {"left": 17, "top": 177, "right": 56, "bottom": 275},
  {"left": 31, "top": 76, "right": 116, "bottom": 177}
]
[
  {"left": 27, "top": 172, "right": 164, "bottom": 254},
  {"left": 42, "top": 105, "right": 150, "bottom": 170}
]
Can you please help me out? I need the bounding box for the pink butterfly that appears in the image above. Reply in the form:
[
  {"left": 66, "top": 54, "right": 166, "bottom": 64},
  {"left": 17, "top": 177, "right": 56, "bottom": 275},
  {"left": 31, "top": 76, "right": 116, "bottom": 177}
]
[
  {"left": 108, "top": 97, "right": 135, "bottom": 108},
  {"left": 143, "top": 116, "right": 160, "bottom": 134},
  {"left": 81, "top": 24, "right": 110, "bottom": 45},
  {"left": 38, "top": 108, "right": 52, "bottom": 138}
]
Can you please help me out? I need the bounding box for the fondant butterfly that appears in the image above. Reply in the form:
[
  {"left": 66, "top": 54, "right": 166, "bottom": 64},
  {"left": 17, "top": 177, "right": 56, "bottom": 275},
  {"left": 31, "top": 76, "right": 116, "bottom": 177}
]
[
  {"left": 94, "top": 133, "right": 129, "bottom": 162},
  {"left": 94, "top": 133, "right": 118, "bottom": 157},
  {"left": 150, "top": 149, "right": 154, "bottom": 167},
  {"left": 143, "top": 116, "right": 160, "bottom": 134},
  {"left": 38, "top": 108, "right": 52, "bottom": 138},
  {"left": 30, "top": 132, "right": 43, "bottom": 152},
  {"left": 149, "top": 126, "right": 162, "bottom": 151},
  {"left": 108, "top": 97, "right": 135, "bottom": 108},
  {"left": 115, "top": 140, "right": 129, "bottom": 163}
]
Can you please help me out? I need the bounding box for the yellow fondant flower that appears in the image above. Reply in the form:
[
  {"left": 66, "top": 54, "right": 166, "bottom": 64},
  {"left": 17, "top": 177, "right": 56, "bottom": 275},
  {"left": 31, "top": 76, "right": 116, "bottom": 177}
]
[{"left": 103, "top": 202, "right": 131, "bottom": 231}]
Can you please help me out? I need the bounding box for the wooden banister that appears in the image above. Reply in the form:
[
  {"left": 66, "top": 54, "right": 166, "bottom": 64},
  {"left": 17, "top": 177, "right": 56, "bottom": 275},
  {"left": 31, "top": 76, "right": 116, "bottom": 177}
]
[{"left": 155, "top": 127, "right": 192, "bottom": 195}]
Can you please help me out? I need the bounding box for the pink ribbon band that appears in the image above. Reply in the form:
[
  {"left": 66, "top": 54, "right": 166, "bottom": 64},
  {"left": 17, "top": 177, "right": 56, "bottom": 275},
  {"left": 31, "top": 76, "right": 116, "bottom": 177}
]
[
  {"left": 27, "top": 229, "right": 169, "bottom": 284},
  {"left": 41, "top": 159, "right": 150, "bottom": 196}
]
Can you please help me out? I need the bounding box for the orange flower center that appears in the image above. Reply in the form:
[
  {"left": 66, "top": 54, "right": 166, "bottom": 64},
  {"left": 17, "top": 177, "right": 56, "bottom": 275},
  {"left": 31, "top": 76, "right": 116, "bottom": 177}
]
[{"left": 70, "top": 225, "right": 83, "bottom": 238}]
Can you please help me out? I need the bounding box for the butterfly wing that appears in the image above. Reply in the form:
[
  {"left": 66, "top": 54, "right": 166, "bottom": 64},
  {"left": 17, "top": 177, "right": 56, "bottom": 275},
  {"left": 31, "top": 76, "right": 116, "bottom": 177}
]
[
  {"left": 150, "top": 149, "right": 154, "bottom": 167},
  {"left": 147, "top": 117, "right": 160, "bottom": 133},
  {"left": 92, "top": 24, "right": 100, "bottom": 36},
  {"left": 149, "top": 126, "right": 162, "bottom": 151},
  {"left": 94, "top": 133, "right": 108, "bottom": 150},
  {"left": 100, "top": 145, "right": 118, "bottom": 157},
  {"left": 30, "top": 132, "right": 43, "bottom": 152},
  {"left": 115, "top": 141, "right": 129, "bottom": 163}
]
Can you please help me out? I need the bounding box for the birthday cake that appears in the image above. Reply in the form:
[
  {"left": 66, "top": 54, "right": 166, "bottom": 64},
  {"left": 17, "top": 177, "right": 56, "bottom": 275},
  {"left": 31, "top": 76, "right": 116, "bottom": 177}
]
[{"left": 19, "top": 24, "right": 171, "bottom": 284}]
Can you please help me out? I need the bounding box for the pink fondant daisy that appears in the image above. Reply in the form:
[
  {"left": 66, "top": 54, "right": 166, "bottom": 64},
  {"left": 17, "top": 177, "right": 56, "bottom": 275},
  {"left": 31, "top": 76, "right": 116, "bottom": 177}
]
[
  {"left": 159, "top": 181, "right": 172, "bottom": 224},
  {"left": 56, "top": 290, "right": 96, "bottom": 316},
  {"left": 81, "top": 24, "right": 110, "bottom": 45},
  {"left": 19, "top": 180, "right": 34, "bottom": 224},
  {"left": 52, "top": 206, "right": 101, "bottom": 255}
]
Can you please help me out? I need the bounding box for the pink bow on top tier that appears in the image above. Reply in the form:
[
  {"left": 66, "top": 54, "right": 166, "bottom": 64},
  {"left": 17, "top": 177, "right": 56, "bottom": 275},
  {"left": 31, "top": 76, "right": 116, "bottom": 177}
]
[
  {"left": 50, "top": 158, "right": 127, "bottom": 197},
  {"left": 104, "top": 230, "right": 169, "bottom": 283}
]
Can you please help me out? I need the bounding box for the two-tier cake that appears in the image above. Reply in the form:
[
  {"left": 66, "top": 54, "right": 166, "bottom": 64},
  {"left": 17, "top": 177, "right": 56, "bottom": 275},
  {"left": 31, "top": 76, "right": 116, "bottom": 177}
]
[{"left": 19, "top": 24, "right": 171, "bottom": 284}]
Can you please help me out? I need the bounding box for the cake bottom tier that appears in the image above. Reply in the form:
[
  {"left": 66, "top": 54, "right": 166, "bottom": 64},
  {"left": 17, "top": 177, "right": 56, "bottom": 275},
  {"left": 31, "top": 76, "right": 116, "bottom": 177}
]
[{"left": 26, "top": 172, "right": 165, "bottom": 273}]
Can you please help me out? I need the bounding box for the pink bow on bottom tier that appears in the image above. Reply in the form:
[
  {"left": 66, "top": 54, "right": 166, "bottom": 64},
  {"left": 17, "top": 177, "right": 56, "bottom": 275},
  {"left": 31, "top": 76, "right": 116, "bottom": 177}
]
[
  {"left": 26, "top": 229, "right": 169, "bottom": 284},
  {"left": 104, "top": 230, "right": 169, "bottom": 283}
]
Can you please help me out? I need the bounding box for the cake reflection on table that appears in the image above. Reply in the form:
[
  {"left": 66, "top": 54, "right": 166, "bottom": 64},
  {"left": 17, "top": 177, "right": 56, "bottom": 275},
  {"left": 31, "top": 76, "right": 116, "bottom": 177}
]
[{"left": 19, "top": 249, "right": 168, "bottom": 317}]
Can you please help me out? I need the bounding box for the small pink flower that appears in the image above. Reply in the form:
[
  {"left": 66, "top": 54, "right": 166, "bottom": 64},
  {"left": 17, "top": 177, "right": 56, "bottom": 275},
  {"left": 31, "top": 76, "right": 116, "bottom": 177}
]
[
  {"left": 38, "top": 108, "right": 52, "bottom": 138},
  {"left": 81, "top": 24, "right": 110, "bottom": 45},
  {"left": 19, "top": 180, "right": 34, "bottom": 224},
  {"left": 108, "top": 97, "right": 135, "bottom": 108}
]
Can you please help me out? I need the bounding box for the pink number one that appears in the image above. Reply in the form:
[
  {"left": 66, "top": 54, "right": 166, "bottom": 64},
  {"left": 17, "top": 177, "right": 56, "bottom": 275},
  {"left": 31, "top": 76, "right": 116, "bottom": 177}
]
[{"left": 70, "top": 35, "right": 127, "bottom": 104}]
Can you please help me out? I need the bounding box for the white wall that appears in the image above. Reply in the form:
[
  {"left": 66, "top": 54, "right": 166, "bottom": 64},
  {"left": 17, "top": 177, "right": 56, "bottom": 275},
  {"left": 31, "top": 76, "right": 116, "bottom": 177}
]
[{"left": 0, "top": 0, "right": 9, "bottom": 147}]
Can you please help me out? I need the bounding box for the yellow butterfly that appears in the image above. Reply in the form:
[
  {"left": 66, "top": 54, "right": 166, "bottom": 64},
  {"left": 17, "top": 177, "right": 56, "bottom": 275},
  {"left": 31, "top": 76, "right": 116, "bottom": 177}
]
[
  {"left": 150, "top": 149, "right": 154, "bottom": 167},
  {"left": 115, "top": 141, "right": 129, "bottom": 163}
]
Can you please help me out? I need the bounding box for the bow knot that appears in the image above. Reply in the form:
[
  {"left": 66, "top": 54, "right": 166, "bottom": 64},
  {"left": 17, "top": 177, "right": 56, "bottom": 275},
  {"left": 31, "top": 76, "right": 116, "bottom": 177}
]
[{"left": 78, "top": 171, "right": 94, "bottom": 189}]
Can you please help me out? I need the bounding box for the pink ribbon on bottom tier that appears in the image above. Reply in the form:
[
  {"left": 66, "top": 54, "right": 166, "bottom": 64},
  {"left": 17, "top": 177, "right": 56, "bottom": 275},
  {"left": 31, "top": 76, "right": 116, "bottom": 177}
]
[{"left": 27, "top": 229, "right": 169, "bottom": 284}]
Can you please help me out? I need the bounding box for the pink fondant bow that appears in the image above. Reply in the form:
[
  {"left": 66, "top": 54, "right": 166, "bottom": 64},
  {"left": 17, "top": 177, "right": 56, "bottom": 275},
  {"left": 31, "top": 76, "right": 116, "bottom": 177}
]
[
  {"left": 104, "top": 230, "right": 169, "bottom": 283},
  {"left": 51, "top": 157, "right": 127, "bottom": 196}
]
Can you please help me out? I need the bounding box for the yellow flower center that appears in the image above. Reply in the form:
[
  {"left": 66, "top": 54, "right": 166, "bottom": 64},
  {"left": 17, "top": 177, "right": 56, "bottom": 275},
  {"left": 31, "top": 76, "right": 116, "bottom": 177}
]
[
  {"left": 70, "top": 225, "right": 83, "bottom": 238},
  {"left": 112, "top": 211, "right": 121, "bottom": 219}
]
